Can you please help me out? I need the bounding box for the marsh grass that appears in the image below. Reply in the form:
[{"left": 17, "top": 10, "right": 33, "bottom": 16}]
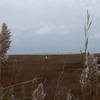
[
  {"left": 0, "top": 11, "right": 100, "bottom": 100},
  {"left": 0, "top": 23, "right": 11, "bottom": 61},
  {"left": 0, "top": 23, "right": 11, "bottom": 99},
  {"left": 54, "top": 10, "right": 100, "bottom": 100},
  {"left": 80, "top": 53, "right": 99, "bottom": 100},
  {"left": 32, "top": 82, "right": 46, "bottom": 100},
  {"left": 54, "top": 62, "right": 66, "bottom": 100},
  {"left": 80, "top": 10, "right": 99, "bottom": 100}
]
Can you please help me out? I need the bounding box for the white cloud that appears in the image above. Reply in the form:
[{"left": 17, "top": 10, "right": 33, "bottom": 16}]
[
  {"left": 90, "top": 32, "right": 100, "bottom": 39},
  {"left": 0, "top": 0, "right": 100, "bottom": 53},
  {"left": 35, "top": 26, "right": 51, "bottom": 35},
  {"left": 35, "top": 25, "right": 68, "bottom": 35},
  {"left": 0, "top": 0, "right": 99, "bottom": 36},
  {"left": 12, "top": 25, "right": 69, "bottom": 37}
]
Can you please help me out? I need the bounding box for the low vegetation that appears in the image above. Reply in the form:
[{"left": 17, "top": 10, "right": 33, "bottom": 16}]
[{"left": 0, "top": 11, "right": 99, "bottom": 100}]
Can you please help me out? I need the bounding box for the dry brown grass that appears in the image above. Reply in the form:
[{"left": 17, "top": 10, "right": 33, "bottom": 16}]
[
  {"left": 32, "top": 82, "right": 46, "bottom": 100},
  {"left": 0, "top": 23, "right": 11, "bottom": 61},
  {"left": 80, "top": 10, "right": 99, "bottom": 100},
  {"left": 80, "top": 53, "right": 99, "bottom": 100},
  {"left": 0, "top": 11, "right": 100, "bottom": 100},
  {"left": 0, "top": 23, "right": 11, "bottom": 99}
]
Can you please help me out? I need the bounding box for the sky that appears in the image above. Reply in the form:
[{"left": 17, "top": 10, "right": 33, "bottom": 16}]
[{"left": 0, "top": 0, "right": 100, "bottom": 54}]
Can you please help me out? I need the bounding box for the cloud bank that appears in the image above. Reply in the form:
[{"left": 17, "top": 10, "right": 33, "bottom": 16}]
[{"left": 0, "top": 0, "right": 100, "bottom": 54}]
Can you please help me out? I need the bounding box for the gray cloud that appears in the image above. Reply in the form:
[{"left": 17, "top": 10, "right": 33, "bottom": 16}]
[{"left": 0, "top": 0, "right": 99, "bottom": 54}]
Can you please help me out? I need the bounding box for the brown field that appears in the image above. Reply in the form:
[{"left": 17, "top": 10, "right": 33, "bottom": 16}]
[{"left": 1, "top": 53, "right": 100, "bottom": 100}]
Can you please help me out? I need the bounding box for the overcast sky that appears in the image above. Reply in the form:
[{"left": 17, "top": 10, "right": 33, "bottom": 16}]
[{"left": 0, "top": 0, "right": 100, "bottom": 54}]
